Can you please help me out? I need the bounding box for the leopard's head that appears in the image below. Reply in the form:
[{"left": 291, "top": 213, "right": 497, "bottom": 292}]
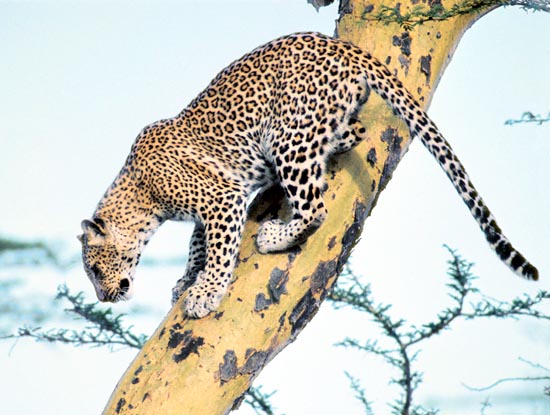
[{"left": 78, "top": 218, "right": 138, "bottom": 302}]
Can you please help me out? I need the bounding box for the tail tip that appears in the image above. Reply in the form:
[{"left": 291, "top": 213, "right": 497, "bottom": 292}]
[{"left": 521, "top": 263, "right": 539, "bottom": 281}]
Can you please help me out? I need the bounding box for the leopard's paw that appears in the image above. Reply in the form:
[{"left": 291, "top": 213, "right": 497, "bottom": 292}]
[
  {"left": 256, "top": 219, "right": 290, "bottom": 254},
  {"left": 183, "top": 277, "right": 223, "bottom": 319}
]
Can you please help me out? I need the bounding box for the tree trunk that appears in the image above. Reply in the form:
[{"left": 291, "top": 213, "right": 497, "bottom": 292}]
[{"left": 103, "top": 1, "right": 497, "bottom": 413}]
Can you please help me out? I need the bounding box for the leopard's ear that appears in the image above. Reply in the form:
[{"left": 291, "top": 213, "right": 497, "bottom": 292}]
[{"left": 80, "top": 219, "right": 106, "bottom": 245}]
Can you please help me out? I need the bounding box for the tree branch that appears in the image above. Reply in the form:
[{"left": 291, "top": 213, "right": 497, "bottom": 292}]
[{"left": 0, "top": 285, "right": 147, "bottom": 350}]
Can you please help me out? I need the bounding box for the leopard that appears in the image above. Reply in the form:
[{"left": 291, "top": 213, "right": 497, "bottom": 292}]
[{"left": 78, "top": 32, "right": 538, "bottom": 318}]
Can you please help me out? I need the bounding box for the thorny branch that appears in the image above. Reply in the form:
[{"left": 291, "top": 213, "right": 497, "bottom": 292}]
[
  {"left": 328, "top": 246, "right": 550, "bottom": 414},
  {"left": 0, "top": 284, "right": 279, "bottom": 415},
  {"left": 1, "top": 285, "right": 147, "bottom": 350}
]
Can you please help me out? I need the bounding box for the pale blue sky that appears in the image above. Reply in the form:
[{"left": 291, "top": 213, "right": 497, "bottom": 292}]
[{"left": 0, "top": 1, "right": 549, "bottom": 414}]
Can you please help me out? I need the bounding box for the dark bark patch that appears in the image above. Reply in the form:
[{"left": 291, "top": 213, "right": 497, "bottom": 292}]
[
  {"left": 219, "top": 350, "right": 238, "bottom": 384},
  {"left": 398, "top": 54, "right": 411, "bottom": 74},
  {"left": 167, "top": 324, "right": 184, "bottom": 349},
  {"left": 167, "top": 322, "right": 183, "bottom": 345},
  {"left": 231, "top": 393, "right": 246, "bottom": 411},
  {"left": 310, "top": 260, "right": 337, "bottom": 295},
  {"left": 278, "top": 312, "right": 287, "bottom": 332},
  {"left": 289, "top": 291, "right": 319, "bottom": 337},
  {"left": 115, "top": 398, "right": 126, "bottom": 414},
  {"left": 327, "top": 236, "right": 337, "bottom": 250},
  {"left": 379, "top": 128, "right": 403, "bottom": 191},
  {"left": 338, "top": 202, "right": 368, "bottom": 272},
  {"left": 420, "top": 55, "right": 432, "bottom": 85},
  {"left": 168, "top": 329, "right": 204, "bottom": 363},
  {"left": 158, "top": 327, "right": 166, "bottom": 339},
  {"left": 240, "top": 349, "right": 269, "bottom": 375},
  {"left": 392, "top": 32, "right": 412, "bottom": 56},
  {"left": 362, "top": 3, "right": 374, "bottom": 14},
  {"left": 268, "top": 268, "right": 289, "bottom": 303},
  {"left": 254, "top": 293, "right": 272, "bottom": 312},
  {"left": 142, "top": 392, "right": 151, "bottom": 403},
  {"left": 366, "top": 147, "right": 377, "bottom": 167}
]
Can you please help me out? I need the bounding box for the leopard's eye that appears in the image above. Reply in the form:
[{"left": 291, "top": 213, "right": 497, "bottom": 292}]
[{"left": 91, "top": 264, "right": 104, "bottom": 280}]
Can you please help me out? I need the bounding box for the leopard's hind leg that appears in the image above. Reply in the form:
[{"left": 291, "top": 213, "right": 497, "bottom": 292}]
[
  {"left": 256, "top": 118, "right": 368, "bottom": 254},
  {"left": 256, "top": 127, "right": 330, "bottom": 253}
]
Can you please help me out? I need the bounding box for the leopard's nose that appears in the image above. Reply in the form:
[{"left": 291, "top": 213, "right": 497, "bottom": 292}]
[{"left": 119, "top": 278, "right": 130, "bottom": 293}]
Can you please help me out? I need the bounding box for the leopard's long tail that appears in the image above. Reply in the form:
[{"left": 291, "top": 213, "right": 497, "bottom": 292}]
[{"left": 361, "top": 54, "right": 538, "bottom": 281}]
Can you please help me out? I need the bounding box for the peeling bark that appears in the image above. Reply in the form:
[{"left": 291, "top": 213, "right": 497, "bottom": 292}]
[{"left": 103, "top": 1, "right": 499, "bottom": 413}]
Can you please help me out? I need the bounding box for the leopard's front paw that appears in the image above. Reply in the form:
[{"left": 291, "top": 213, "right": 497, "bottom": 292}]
[
  {"left": 183, "top": 279, "right": 223, "bottom": 319},
  {"left": 256, "top": 219, "right": 289, "bottom": 254},
  {"left": 172, "top": 272, "right": 200, "bottom": 305}
]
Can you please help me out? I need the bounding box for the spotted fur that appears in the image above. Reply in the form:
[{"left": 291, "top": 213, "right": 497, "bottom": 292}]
[{"left": 79, "top": 32, "right": 537, "bottom": 318}]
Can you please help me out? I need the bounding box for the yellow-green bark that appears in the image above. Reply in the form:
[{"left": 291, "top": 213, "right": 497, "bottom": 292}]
[{"left": 103, "top": 1, "right": 498, "bottom": 414}]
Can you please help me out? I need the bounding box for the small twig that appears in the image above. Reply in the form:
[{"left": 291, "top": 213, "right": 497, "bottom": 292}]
[
  {"left": 463, "top": 375, "right": 550, "bottom": 392},
  {"left": 463, "top": 355, "right": 550, "bottom": 393},
  {"left": 519, "top": 357, "right": 550, "bottom": 372},
  {"left": 345, "top": 372, "right": 376, "bottom": 415},
  {"left": 480, "top": 398, "right": 492, "bottom": 415},
  {"left": 505, "top": 111, "right": 550, "bottom": 126}
]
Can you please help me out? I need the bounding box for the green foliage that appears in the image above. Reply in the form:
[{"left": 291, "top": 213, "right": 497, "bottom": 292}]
[
  {"left": 363, "top": 0, "right": 549, "bottom": 30},
  {"left": 329, "top": 246, "right": 550, "bottom": 414}
]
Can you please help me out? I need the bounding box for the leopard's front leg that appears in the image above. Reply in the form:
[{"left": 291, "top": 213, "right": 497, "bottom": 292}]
[
  {"left": 172, "top": 222, "right": 207, "bottom": 304},
  {"left": 183, "top": 191, "right": 247, "bottom": 318}
]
